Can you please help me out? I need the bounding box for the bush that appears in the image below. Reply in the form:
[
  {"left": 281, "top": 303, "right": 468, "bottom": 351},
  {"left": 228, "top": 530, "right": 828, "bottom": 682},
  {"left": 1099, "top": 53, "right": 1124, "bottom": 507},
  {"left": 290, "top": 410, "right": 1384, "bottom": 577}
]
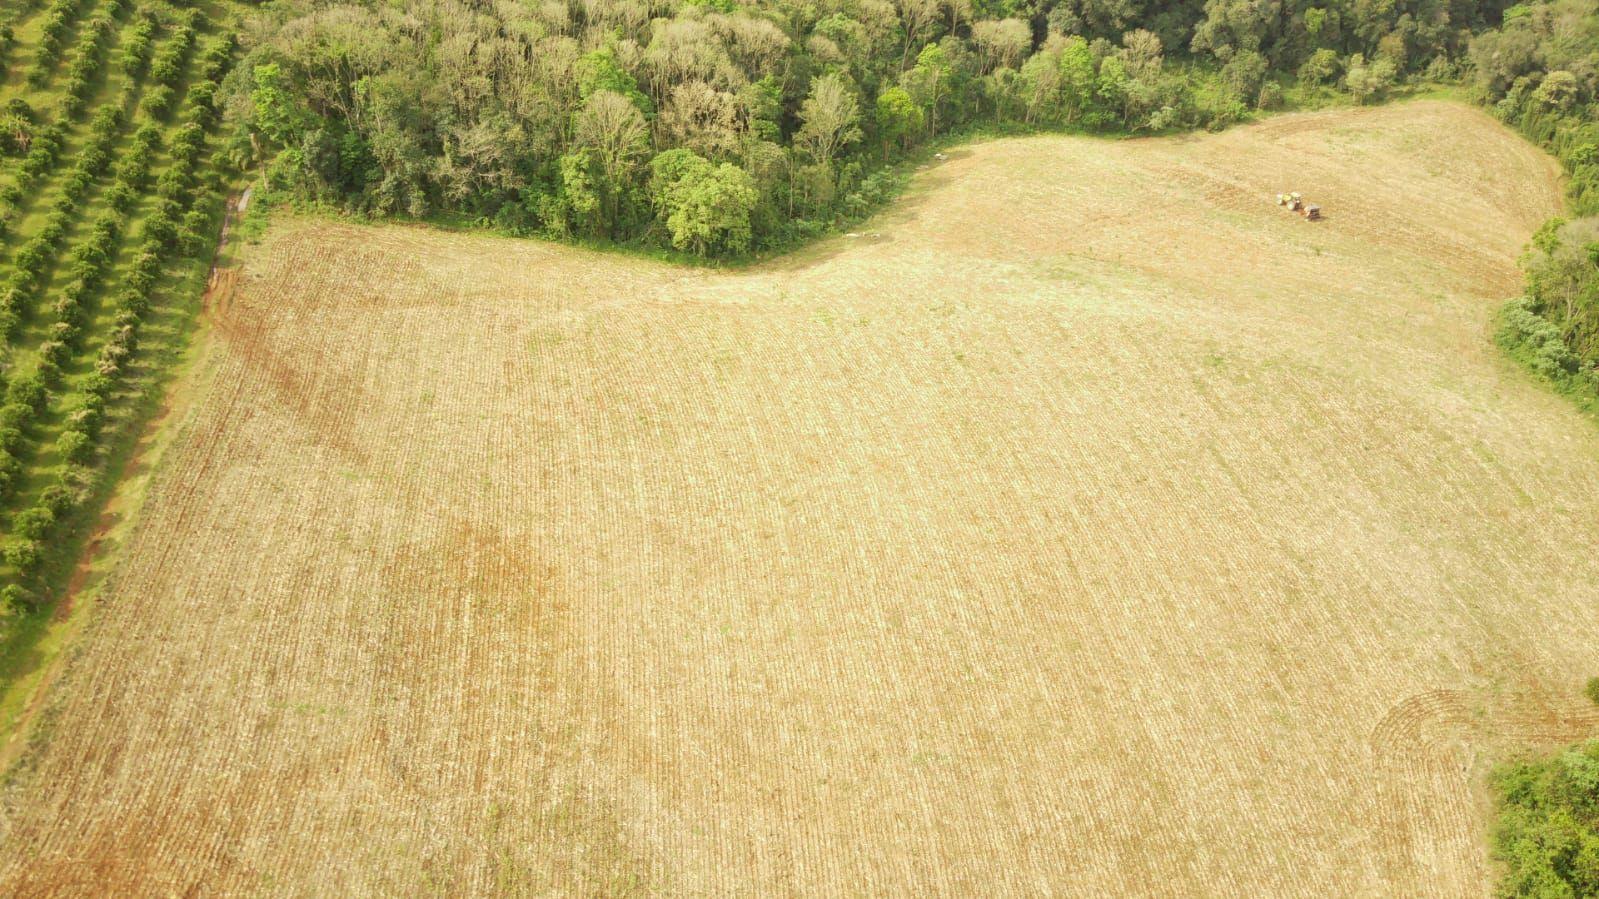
[
  {"left": 67, "top": 406, "right": 102, "bottom": 440},
  {"left": 143, "top": 213, "right": 177, "bottom": 248},
  {"left": 180, "top": 207, "right": 215, "bottom": 253},
  {"left": 1424, "top": 56, "right": 1457, "bottom": 82},
  {"left": 56, "top": 429, "right": 92, "bottom": 464},
  {"left": 104, "top": 182, "right": 137, "bottom": 212},
  {"left": 186, "top": 81, "right": 219, "bottom": 125},
  {"left": 169, "top": 124, "right": 205, "bottom": 165},
  {"left": 149, "top": 24, "right": 197, "bottom": 88},
  {"left": 1257, "top": 81, "right": 1284, "bottom": 110},
  {"left": 53, "top": 296, "right": 83, "bottom": 329},
  {"left": 0, "top": 453, "right": 19, "bottom": 501},
  {"left": 61, "top": 169, "right": 93, "bottom": 202},
  {"left": 2, "top": 538, "right": 42, "bottom": 574},
  {"left": 142, "top": 84, "right": 176, "bottom": 120},
  {"left": 51, "top": 319, "right": 80, "bottom": 347},
  {"left": 1587, "top": 677, "right": 1599, "bottom": 707},
  {"left": 0, "top": 402, "right": 31, "bottom": 431},
  {"left": 37, "top": 481, "right": 79, "bottom": 517},
  {"left": 5, "top": 373, "right": 47, "bottom": 412},
  {"left": 1492, "top": 740, "right": 1599, "bottom": 897},
  {"left": 0, "top": 584, "right": 35, "bottom": 612},
  {"left": 1499, "top": 297, "right": 1581, "bottom": 379},
  {"left": 37, "top": 346, "right": 66, "bottom": 380},
  {"left": 120, "top": 16, "right": 156, "bottom": 73},
  {"left": 81, "top": 372, "right": 113, "bottom": 400},
  {"left": 11, "top": 506, "right": 54, "bottom": 541}
]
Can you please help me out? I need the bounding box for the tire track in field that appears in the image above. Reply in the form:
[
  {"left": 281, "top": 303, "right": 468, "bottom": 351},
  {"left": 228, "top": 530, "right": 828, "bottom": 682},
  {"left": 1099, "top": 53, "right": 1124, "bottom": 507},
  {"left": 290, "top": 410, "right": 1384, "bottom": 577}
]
[{"left": 1369, "top": 687, "right": 1599, "bottom": 891}]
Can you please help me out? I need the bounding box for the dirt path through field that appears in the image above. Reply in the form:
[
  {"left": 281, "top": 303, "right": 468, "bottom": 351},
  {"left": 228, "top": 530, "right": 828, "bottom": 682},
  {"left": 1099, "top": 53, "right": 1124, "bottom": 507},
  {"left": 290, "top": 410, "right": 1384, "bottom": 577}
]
[{"left": 0, "top": 100, "right": 1593, "bottom": 896}]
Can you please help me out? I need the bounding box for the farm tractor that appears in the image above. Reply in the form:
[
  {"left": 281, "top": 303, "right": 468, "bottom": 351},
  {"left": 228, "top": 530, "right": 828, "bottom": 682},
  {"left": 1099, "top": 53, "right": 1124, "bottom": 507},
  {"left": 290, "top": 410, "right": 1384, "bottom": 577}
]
[{"left": 1277, "top": 192, "right": 1322, "bottom": 221}]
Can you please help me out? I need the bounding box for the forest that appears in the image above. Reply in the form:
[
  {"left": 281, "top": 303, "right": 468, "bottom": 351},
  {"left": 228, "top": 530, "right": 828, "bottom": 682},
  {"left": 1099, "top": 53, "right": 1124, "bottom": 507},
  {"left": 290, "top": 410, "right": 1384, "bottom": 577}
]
[{"left": 227, "top": 0, "right": 1516, "bottom": 253}]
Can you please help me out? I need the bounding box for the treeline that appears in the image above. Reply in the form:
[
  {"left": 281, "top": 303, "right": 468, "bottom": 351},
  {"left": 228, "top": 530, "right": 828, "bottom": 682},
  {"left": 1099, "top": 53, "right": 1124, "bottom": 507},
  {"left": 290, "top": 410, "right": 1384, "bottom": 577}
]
[
  {"left": 1476, "top": 0, "right": 1599, "bottom": 401},
  {"left": 225, "top": 0, "right": 1513, "bottom": 256}
]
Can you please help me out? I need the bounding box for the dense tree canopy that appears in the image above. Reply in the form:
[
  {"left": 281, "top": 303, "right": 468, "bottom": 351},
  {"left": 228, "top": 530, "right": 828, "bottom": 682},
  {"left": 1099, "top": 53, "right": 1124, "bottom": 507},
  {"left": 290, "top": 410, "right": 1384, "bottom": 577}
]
[
  {"left": 1472, "top": 0, "right": 1599, "bottom": 397},
  {"left": 1493, "top": 739, "right": 1599, "bottom": 897},
  {"left": 222, "top": 0, "right": 1557, "bottom": 256}
]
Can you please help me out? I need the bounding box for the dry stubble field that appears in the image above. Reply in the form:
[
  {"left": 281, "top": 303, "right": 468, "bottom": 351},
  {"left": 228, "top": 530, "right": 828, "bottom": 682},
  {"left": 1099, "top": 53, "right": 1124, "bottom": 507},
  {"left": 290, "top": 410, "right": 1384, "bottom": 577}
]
[{"left": 1, "top": 100, "right": 1597, "bottom": 896}]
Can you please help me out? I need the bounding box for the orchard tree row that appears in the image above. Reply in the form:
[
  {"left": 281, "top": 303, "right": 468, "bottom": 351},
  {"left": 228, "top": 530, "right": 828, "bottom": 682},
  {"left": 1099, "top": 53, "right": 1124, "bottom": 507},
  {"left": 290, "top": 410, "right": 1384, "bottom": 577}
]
[{"left": 0, "top": 3, "right": 238, "bottom": 622}]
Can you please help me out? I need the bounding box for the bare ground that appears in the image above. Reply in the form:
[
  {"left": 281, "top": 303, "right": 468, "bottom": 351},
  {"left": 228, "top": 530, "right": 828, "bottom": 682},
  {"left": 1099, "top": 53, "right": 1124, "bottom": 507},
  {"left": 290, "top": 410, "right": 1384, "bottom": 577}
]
[{"left": 1, "top": 100, "right": 1596, "bottom": 896}]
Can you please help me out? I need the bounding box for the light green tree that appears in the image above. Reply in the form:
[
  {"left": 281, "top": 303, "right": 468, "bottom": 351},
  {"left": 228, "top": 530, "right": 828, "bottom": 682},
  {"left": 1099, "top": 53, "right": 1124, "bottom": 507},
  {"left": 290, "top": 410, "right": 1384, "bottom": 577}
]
[
  {"left": 901, "top": 43, "right": 952, "bottom": 137},
  {"left": 1018, "top": 45, "right": 1062, "bottom": 124},
  {"left": 1058, "top": 36, "right": 1098, "bottom": 124},
  {"left": 1096, "top": 55, "right": 1130, "bottom": 125},
  {"left": 1344, "top": 53, "right": 1397, "bottom": 104},
  {"left": 556, "top": 150, "right": 601, "bottom": 237},
  {"left": 577, "top": 47, "right": 653, "bottom": 115},
  {"left": 574, "top": 89, "right": 650, "bottom": 235},
  {"left": 250, "top": 63, "right": 309, "bottom": 149},
  {"left": 796, "top": 73, "right": 862, "bottom": 171},
  {"left": 874, "top": 86, "right": 923, "bottom": 156},
  {"left": 648, "top": 149, "right": 759, "bottom": 255}
]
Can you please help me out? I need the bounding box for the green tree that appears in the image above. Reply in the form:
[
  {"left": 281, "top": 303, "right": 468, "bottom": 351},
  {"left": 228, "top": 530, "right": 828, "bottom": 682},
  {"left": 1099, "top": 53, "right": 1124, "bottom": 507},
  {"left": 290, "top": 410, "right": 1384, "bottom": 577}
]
[
  {"left": 1059, "top": 36, "right": 1099, "bottom": 124},
  {"left": 648, "top": 149, "right": 759, "bottom": 255},
  {"left": 556, "top": 150, "right": 601, "bottom": 237},
  {"left": 577, "top": 48, "right": 653, "bottom": 115},
  {"left": 875, "top": 86, "right": 923, "bottom": 155},
  {"left": 1522, "top": 217, "right": 1599, "bottom": 363},
  {"left": 1299, "top": 48, "right": 1341, "bottom": 84},
  {"left": 901, "top": 43, "right": 952, "bottom": 137},
  {"left": 250, "top": 63, "right": 310, "bottom": 149},
  {"left": 1491, "top": 739, "right": 1599, "bottom": 898},
  {"left": 1533, "top": 71, "right": 1581, "bottom": 111},
  {"left": 1221, "top": 49, "right": 1268, "bottom": 107}
]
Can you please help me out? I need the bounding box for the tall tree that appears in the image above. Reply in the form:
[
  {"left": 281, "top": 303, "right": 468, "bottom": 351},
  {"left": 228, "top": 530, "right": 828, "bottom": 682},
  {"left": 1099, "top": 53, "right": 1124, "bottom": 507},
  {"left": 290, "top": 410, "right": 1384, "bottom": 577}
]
[
  {"left": 796, "top": 73, "right": 863, "bottom": 172},
  {"left": 901, "top": 42, "right": 952, "bottom": 136},
  {"left": 575, "top": 89, "right": 650, "bottom": 235},
  {"left": 875, "top": 85, "right": 924, "bottom": 155},
  {"left": 649, "top": 148, "right": 759, "bottom": 255}
]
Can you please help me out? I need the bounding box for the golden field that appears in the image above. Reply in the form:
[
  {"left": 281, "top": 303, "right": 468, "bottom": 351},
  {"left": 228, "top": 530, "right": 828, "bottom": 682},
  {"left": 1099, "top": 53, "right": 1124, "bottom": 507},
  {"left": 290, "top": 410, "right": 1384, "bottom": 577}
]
[{"left": 1, "top": 100, "right": 1596, "bottom": 895}]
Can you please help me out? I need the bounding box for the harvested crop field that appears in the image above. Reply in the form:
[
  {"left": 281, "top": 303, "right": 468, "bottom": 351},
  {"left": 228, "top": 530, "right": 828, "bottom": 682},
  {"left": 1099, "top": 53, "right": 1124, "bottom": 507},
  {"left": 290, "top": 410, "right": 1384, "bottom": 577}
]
[{"left": 2, "top": 100, "right": 1598, "bottom": 895}]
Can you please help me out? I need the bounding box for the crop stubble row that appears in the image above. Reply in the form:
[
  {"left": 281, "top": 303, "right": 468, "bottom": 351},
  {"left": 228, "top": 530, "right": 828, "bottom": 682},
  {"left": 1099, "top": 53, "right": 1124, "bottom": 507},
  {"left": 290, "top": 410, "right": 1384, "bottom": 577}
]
[{"left": 0, "top": 101, "right": 1596, "bottom": 895}]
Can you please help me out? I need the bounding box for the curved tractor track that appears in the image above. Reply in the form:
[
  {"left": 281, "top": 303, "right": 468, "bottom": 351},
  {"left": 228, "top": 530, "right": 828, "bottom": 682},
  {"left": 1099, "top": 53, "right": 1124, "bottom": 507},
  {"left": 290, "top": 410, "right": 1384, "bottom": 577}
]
[{"left": 0, "top": 101, "right": 1596, "bottom": 895}]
